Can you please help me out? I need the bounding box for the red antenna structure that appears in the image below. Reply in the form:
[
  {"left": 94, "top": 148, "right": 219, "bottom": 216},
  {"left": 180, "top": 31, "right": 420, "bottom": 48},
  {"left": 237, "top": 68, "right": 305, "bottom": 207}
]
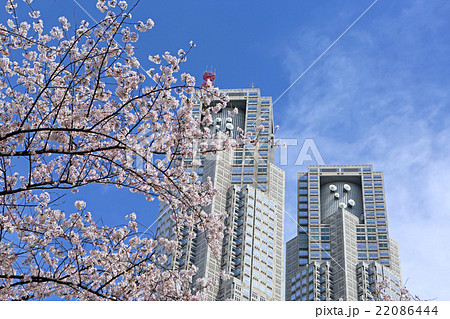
[{"left": 202, "top": 71, "right": 215, "bottom": 88}]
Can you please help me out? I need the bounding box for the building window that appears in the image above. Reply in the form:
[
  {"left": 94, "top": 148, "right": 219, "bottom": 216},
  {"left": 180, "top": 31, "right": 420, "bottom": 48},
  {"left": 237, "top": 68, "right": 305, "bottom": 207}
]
[
  {"left": 374, "top": 182, "right": 383, "bottom": 186},
  {"left": 321, "top": 252, "right": 331, "bottom": 258},
  {"left": 299, "top": 251, "right": 308, "bottom": 256},
  {"left": 298, "top": 211, "right": 308, "bottom": 217}
]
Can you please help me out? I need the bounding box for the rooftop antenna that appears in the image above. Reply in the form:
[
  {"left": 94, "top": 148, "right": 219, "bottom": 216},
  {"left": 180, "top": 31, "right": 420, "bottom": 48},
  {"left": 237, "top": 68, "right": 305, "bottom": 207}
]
[{"left": 202, "top": 70, "right": 216, "bottom": 88}]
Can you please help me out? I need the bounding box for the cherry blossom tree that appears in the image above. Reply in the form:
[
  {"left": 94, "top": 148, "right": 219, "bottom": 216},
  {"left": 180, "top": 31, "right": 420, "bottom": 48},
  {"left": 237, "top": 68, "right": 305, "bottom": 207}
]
[{"left": 0, "top": 0, "right": 246, "bottom": 300}]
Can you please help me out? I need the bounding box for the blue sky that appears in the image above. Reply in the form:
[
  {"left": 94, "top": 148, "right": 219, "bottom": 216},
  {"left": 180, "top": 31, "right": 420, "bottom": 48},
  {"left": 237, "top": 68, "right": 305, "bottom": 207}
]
[{"left": 20, "top": 0, "right": 450, "bottom": 300}]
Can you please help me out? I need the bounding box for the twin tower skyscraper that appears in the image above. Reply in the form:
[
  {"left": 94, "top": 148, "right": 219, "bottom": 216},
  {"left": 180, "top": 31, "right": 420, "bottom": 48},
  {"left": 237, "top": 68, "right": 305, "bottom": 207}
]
[{"left": 155, "top": 84, "right": 402, "bottom": 301}]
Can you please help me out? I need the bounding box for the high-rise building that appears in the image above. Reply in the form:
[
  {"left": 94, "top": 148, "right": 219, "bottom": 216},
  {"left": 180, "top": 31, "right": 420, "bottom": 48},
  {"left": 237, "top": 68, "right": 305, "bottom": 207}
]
[
  {"left": 286, "top": 165, "right": 402, "bottom": 301},
  {"left": 156, "top": 85, "right": 285, "bottom": 301}
]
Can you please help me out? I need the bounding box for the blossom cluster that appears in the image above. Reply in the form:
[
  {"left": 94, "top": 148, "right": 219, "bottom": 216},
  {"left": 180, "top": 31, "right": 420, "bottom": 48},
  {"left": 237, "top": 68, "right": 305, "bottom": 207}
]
[
  {"left": 367, "top": 279, "right": 421, "bottom": 301},
  {"left": 0, "top": 193, "right": 204, "bottom": 300}
]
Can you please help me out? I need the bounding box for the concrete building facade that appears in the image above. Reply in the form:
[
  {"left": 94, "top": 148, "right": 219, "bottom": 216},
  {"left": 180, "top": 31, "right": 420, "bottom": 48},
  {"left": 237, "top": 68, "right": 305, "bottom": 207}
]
[
  {"left": 286, "top": 165, "right": 402, "bottom": 301},
  {"left": 156, "top": 87, "right": 284, "bottom": 300}
]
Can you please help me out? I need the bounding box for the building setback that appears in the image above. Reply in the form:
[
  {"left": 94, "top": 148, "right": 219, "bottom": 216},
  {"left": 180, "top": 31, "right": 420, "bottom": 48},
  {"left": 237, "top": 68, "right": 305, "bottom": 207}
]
[
  {"left": 156, "top": 87, "right": 285, "bottom": 300},
  {"left": 286, "top": 165, "right": 402, "bottom": 301}
]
